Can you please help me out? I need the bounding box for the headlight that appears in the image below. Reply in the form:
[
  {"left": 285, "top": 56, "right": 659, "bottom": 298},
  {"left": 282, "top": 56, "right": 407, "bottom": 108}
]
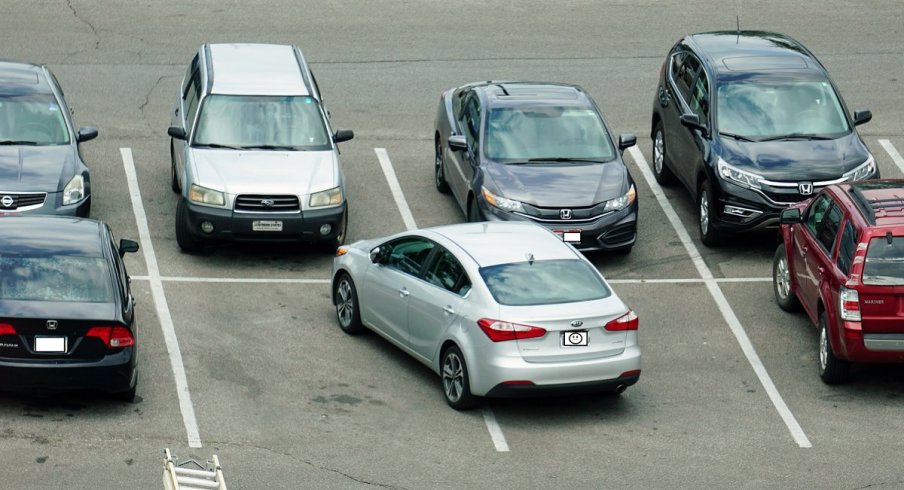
[
  {"left": 481, "top": 186, "right": 524, "bottom": 213},
  {"left": 717, "top": 158, "right": 763, "bottom": 190},
  {"left": 603, "top": 185, "right": 637, "bottom": 212},
  {"left": 843, "top": 154, "right": 875, "bottom": 182},
  {"left": 309, "top": 187, "right": 343, "bottom": 207},
  {"left": 189, "top": 184, "right": 225, "bottom": 206},
  {"left": 62, "top": 174, "right": 85, "bottom": 205}
]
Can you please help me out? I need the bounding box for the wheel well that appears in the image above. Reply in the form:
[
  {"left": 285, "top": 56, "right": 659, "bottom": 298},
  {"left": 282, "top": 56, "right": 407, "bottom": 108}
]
[
  {"left": 439, "top": 340, "right": 458, "bottom": 370},
  {"left": 435, "top": 131, "right": 441, "bottom": 148},
  {"left": 696, "top": 171, "right": 708, "bottom": 199},
  {"left": 817, "top": 299, "right": 825, "bottom": 319},
  {"left": 330, "top": 270, "right": 348, "bottom": 305},
  {"left": 651, "top": 113, "right": 661, "bottom": 139}
]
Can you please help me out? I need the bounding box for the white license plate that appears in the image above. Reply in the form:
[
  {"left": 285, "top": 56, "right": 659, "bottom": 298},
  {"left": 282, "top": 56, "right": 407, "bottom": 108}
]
[
  {"left": 562, "top": 232, "right": 581, "bottom": 243},
  {"left": 252, "top": 220, "right": 283, "bottom": 232},
  {"left": 35, "top": 336, "right": 67, "bottom": 353},
  {"left": 563, "top": 330, "right": 588, "bottom": 347}
]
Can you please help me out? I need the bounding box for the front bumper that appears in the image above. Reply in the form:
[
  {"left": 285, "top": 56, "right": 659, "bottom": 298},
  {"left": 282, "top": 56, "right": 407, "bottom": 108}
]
[
  {"left": 182, "top": 199, "right": 346, "bottom": 243},
  {"left": 0, "top": 348, "right": 136, "bottom": 395}
]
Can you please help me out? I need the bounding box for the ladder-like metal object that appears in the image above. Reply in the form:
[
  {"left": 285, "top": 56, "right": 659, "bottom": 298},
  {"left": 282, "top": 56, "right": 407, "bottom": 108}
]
[{"left": 163, "top": 448, "right": 226, "bottom": 490}]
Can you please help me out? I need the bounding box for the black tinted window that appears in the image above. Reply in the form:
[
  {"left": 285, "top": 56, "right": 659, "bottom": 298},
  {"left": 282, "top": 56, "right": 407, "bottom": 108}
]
[
  {"left": 0, "top": 256, "right": 113, "bottom": 303},
  {"left": 863, "top": 235, "right": 904, "bottom": 285},
  {"left": 816, "top": 203, "right": 842, "bottom": 252},
  {"left": 836, "top": 221, "right": 857, "bottom": 275},
  {"left": 479, "top": 259, "right": 610, "bottom": 306},
  {"left": 673, "top": 53, "right": 701, "bottom": 101},
  {"left": 425, "top": 248, "right": 471, "bottom": 296},
  {"left": 385, "top": 238, "right": 435, "bottom": 276},
  {"left": 804, "top": 194, "right": 832, "bottom": 236}
]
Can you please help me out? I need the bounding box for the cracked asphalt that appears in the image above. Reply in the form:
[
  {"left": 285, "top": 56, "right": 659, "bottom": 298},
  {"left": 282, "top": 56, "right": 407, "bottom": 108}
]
[{"left": 1, "top": 1, "right": 904, "bottom": 488}]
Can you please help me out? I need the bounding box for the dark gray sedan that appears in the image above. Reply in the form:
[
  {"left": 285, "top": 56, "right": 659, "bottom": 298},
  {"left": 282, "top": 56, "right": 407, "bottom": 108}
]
[{"left": 433, "top": 81, "right": 638, "bottom": 252}]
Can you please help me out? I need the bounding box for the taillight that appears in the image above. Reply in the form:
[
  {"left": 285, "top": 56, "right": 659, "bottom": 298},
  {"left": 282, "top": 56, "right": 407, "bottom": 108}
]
[
  {"left": 839, "top": 288, "right": 861, "bottom": 322},
  {"left": 0, "top": 323, "right": 16, "bottom": 335},
  {"left": 477, "top": 319, "right": 546, "bottom": 342},
  {"left": 605, "top": 310, "right": 639, "bottom": 331},
  {"left": 86, "top": 326, "right": 135, "bottom": 349}
]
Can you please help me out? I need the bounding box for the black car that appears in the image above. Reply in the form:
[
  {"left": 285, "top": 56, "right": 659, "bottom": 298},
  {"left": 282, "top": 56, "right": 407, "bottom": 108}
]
[
  {"left": 0, "top": 61, "right": 97, "bottom": 217},
  {"left": 434, "top": 81, "right": 638, "bottom": 252},
  {"left": 650, "top": 31, "right": 877, "bottom": 245},
  {"left": 0, "top": 217, "right": 140, "bottom": 400}
]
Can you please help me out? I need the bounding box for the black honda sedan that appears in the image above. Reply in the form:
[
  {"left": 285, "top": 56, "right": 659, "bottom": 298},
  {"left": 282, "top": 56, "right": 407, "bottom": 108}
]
[
  {"left": 0, "top": 217, "right": 139, "bottom": 400},
  {"left": 434, "top": 81, "right": 638, "bottom": 252},
  {"left": 650, "top": 31, "right": 877, "bottom": 246}
]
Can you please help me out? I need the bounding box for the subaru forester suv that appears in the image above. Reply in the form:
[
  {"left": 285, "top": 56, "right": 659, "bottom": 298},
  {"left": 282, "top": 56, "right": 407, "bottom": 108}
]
[
  {"left": 167, "top": 43, "right": 354, "bottom": 253},
  {"left": 773, "top": 180, "right": 904, "bottom": 383}
]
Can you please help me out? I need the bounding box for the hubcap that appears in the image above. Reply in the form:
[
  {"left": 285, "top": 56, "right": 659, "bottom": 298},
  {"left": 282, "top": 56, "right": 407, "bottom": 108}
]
[
  {"left": 442, "top": 352, "right": 464, "bottom": 402},
  {"left": 336, "top": 280, "right": 353, "bottom": 327},
  {"left": 775, "top": 257, "right": 791, "bottom": 299},
  {"left": 699, "top": 191, "right": 710, "bottom": 235},
  {"left": 654, "top": 131, "right": 664, "bottom": 174},
  {"left": 819, "top": 325, "right": 828, "bottom": 371}
]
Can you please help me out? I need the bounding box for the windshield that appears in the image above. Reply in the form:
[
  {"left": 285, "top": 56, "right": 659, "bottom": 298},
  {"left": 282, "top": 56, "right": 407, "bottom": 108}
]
[
  {"left": 716, "top": 80, "right": 850, "bottom": 140},
  {"left": 0, "top": 255, "right": 113, "bottom": 303},
  {"left": 193, "top": 95, "right": 331, "bottom": 150},
  {"left": 479, "top": 259, "right": 611, "bottom": 306},
  {"left": 484, "top": 106, "right": 616, "bottom": 162},
  {"left": 862, "top": 236, "right": 904, "bottom": 286},
  {"left": 0, "top": 93, "right": 70, "bottom": 145}
]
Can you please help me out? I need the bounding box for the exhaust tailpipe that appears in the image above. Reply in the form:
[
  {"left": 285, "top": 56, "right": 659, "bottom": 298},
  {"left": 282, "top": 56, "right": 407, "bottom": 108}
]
[{"left": 614, "top": 384, "right": 627, "bottom": 394}]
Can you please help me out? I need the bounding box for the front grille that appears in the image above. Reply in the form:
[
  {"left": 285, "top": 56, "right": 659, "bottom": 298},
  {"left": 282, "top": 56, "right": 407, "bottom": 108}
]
[
  {"left": 0, "top": 192, "right": 46, "bottom": 211},
  {"left": 235, "top": 195, "right": 300, "bottom": 212},
  {"left": 518, "top": 201, "right": 611, "bottom": 224}
]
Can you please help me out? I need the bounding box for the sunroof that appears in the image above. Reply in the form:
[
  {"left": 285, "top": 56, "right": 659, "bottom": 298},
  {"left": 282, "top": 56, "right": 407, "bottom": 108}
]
[{"left": 722, "top": 56, "right": 809, "bottom": 71}]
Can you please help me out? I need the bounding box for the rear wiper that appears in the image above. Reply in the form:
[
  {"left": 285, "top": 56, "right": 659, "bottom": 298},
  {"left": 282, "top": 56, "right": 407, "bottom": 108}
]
[
  {"left": 0, "top": 140, "right": 40, "bottom": 146},
  {"left": 757, "top": 133, "right": 834, "bottom": 142},
  {"left": 524, "top": 157, "right": 609, "bottom": 163},
  {"left": 718, "top": 132, "right": 756, "bottom": 142},
  {"left": 193, "top": 143, "right": 243, "bottom": 150},
  {"left": 238, "top": 144, "right": 304, "bottom": 151}
]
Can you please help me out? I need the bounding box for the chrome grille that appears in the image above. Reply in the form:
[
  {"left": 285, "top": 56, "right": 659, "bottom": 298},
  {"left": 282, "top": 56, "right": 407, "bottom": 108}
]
[
  {"left": 235, "top": 195, "right": 300, "bottom": 212},
  {"left": 0, "top": 192, "right": 46, "bottom": 211}
]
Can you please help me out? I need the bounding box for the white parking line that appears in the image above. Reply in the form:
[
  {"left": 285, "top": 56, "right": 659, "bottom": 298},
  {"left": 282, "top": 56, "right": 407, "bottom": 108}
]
[
  {"left": 481, "top": 407, "right": 510, "bottom": 452},
  {"left": 121, "top": 148, "right": 203, "bottom": 448},
  {"left": 878, "top": 139, "right": 904, "bottom": 175},
  {"left": 375, "top": 148, "right": 418, "bottom": 231},
  {"left": 627, "top": 146, "right": 811, "bottom": 448}
]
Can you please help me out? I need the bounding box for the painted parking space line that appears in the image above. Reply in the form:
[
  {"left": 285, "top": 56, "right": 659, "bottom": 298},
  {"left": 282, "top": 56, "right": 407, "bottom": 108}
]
[
  {"left": 628, "top": 146, "right": 812, "bottom": 448},
  {"left": 878, "top": 139, "right": 904, "bottom": 175},
  {"left": 129, "top": 275, "right": 769, "bottom": 285},
  {"left": 121, "top": 148, "right": 203, "bottom": 448}
]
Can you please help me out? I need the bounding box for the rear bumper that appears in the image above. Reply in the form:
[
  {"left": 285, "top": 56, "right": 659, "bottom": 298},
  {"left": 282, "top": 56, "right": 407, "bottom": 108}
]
[
  {"left": 485, "top": 372, "right": 640, "bottom": 397},
  {"left": 0, "top": 348, "right": 136, "bottom": 395},
  {"left": 183, "top": 199, "right": 346, "bottom": 243}
]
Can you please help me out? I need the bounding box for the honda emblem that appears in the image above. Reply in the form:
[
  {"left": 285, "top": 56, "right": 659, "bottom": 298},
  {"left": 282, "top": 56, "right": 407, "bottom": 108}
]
[
  {"left": 46, "top": 320, "right": 58, "bottom": 330},
  {"left": 559, "top": 209, "right": 573, "bottom": 220},
  {"left": 798, "top": 182, "right": 813, "bottom": 195}
]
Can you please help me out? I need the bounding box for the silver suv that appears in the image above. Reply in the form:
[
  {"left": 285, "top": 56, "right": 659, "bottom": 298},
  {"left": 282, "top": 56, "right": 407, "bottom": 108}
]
[{"left": 167, "top": 43, "right": 354, "bottom": 253}]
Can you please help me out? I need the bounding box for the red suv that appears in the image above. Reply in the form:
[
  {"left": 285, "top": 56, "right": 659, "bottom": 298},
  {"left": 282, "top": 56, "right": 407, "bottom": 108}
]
[{"left": 773, "top": 180, "right": 904, "bottom": 384}]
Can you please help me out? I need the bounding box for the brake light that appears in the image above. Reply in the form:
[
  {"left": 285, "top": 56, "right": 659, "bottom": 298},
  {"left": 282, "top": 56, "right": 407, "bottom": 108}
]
[
  {"left": 86, "top": 326, "right": 135, "bottom": 349},
  {"left": 605, "top": 310, "right": 639, "bottom": 331},
  {"left": 0, "top": 323, "right": 16, "bottom": 335},
  {"left": 477, "top": 319, "right": 546, "bottom": 342},
  {"left": 839, "top": 287, "right": 861, "bottom": 322}
]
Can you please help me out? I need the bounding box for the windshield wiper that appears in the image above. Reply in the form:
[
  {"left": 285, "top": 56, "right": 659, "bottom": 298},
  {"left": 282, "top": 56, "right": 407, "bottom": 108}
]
[
  {"left": 757, "top": 133, "right": 834, "bottom": 142},
  {"left": 193, "top": 143, "right": 243, "bottom": 150},
  {"left": 0, "top": 140, "right": 40, "bottom": 146},
  {"left": 718, "top": 132, "right": 756, "bottom": 142},
  {"left": 238, "top": 144, "right": 304, "bottom": 151},
  {"left": 523, "top": 157, "right": 609, "bottom": 164}
]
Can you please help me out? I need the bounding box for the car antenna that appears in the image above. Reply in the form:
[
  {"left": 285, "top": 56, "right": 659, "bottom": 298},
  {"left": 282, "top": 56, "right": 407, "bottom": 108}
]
[
  {"left": 526, "top": 252, "right": 535, "bottom": 265},
  {"left": 735, "top": 0, "right": 742, "bottom": 42}
]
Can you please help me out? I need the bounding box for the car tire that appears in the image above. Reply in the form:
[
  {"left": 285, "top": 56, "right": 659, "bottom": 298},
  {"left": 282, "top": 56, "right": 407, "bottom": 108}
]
[
  {"left": 698, "top": 179, "right": 723, "bottom": 247},
  {"left": 170, "top": 139, "right": 181, "bottom": 194},
  {"left": 773, "top": 244, "right": 800, "bottom": 312},
  {"left": 318, "top": 207, "right": 348, "bottom": 253},
  {"left": 334, "top": 273, "right": 365, "bottom": 335},
  {"left": 467, "top": 197, "right": 482, "bottom": 222},
  {"left": 652, "top": 122, "right": 676, "bottom": 185},
  {"left": 175, "top": 199, "right": 205, "bottom": 254},
  {"left": 441, "top": 345, "right": 477, "bottom": 410},
  {"left": 435, "top": 138, "right": 450, "bottom": 194},
  {"left": 818, "top": 312, "right": 850, "bottom": 384}
]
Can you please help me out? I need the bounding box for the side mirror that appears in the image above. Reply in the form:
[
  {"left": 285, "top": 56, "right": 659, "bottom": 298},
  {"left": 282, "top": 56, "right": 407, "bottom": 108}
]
[
  {"left": 618, "top": 133, "right": 637, "bottom": 151},
  {"left": 853, "top": 110, "right": 872, "bottom": 126},
  {"left": 679, "top": 114, "right": 709, "bottom": 137},
  {"left": 369, "top": 246, "right": 388, "bottom": 264},
  {"left": 76, "top": 127, "right": 98, "bottom": 143},
  {"left": 333, "top": 129, "right": 354, "bottom": 143},
  {"left": 780, "top": 207, "right": 802, "bottom": 224},
  {"left": 167, "top": 126, "right": 187, "bottom": 140},
  {"left": 119, "top": 238, "right": 140, "bottom": 257},
  {"left": 448, "top": 135, "right": 468, "bottom": 152}
]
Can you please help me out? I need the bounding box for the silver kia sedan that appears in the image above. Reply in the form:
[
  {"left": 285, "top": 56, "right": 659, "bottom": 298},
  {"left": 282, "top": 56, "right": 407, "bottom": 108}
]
[{"left": 330, "top": 221, "right": 641, "bottom": 410}]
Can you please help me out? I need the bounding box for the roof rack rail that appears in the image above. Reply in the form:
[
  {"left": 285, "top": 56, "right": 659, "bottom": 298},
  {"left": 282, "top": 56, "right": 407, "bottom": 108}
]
[{"left": 849, "top": 186, "right": 876, "bottom": 224}]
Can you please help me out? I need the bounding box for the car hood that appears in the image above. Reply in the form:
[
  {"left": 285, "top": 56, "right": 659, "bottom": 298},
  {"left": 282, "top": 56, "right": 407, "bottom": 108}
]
[
  {"left": 720, "top": 133, "right": 869, "bottom": 181},
  {"left": 483, "top": 161, "right": 627, "bottom": 207},
  {"left": 189, "top": 149, "right": 338, "bottom": 196},
  {"left": 0, "top": 146, "right": 76, "bottom": 192}
]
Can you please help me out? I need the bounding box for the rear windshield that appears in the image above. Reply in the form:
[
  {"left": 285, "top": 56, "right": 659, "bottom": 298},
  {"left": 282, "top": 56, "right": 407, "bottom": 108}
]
[
  {"left": 863, "top": 236, "right": 904, "bottom": 286},
  {"left": 479, "top": 259, "right": 611, "bottom": 306},
  {"left": 0, "top": 255, "right": 113, "bottom": 302}
]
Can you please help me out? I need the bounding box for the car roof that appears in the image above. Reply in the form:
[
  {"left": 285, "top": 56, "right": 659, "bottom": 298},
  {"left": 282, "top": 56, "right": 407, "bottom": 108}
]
[
  {"left": 686, "top": 31, "right": 825, "bottom": 77},
  {"left": 207, "top": 43, "right": 310, "bottom": 97},
  {"left": 0, "top": 217, "right": 105, "bottom": 257},
  {"left": 0, "top": 61, "right": 51, "bottom": 94},
  {"left": 840, "top": 180, "right": 904, "bottom": 228},
  {"left": 426, "top": 221, "right": 581, "bottom": 267},
  {"left": 477, "top": 82, "right": 591, "bottom": 109}
]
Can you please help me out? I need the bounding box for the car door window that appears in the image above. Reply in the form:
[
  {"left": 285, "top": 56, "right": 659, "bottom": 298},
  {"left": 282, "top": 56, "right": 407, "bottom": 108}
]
[
  {"left": 689, "top": 69, "right": 710, "bottom": 122},
  {"left": 804, "top": 194, "right": 832, "bottom": 237},
  {"left": 836, "top": 221, "right": 857, "bottom": 275},
  {"left": 459, "top": 94, "right": 481, "bottom": 153},
  {"left": 424, "top": 248, "right": 472, "bottom": 297},
  {"left": 674, "top": 53, "right": 701, "bottom": 103},
  {"left": 816, "top": 203, "right": 843, "bottom": 253},
  {"left": 109, "top": 239, "right": 129, "bottom": 303},
  {"left": 385, "top": 238, "right": 435, "bottom": 277},
  {"left": 184, "top": 71, "right": 201, "bottom": 134}
]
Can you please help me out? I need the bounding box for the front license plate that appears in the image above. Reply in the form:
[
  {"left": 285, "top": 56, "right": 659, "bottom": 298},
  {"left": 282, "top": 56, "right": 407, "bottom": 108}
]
[
  {"left": 562, "top": 232, "right": 581, "bottom": 243},
  {"left": 252, "top": 220, "right": 283, "bottom": 232},
  {"left": 35, "top": 336, "right": 67, "bottom": 353},
  {"left": 562, "top": 330, "right": 588, "bottom": 347}
]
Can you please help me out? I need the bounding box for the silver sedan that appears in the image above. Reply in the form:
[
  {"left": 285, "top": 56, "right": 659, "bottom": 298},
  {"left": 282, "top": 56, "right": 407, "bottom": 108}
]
[{"left": 330, "top": 221, "right": 641, "bottom": 410}]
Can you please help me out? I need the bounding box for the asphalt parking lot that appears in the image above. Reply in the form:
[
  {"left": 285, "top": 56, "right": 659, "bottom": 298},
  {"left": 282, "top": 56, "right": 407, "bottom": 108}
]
[{"left": 3, "top": 1, "right": 904, "bottom": 488}]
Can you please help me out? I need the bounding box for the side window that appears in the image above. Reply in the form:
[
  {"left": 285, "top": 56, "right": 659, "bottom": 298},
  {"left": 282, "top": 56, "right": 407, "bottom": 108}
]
[
  {"left": 836, "top": 221, "right": 857, "bottom": 275},
  {"left": 804, "top": 194, "right": 832, "bottom": 236},
  {"left": 385, "top": 238, "right": 435, "bottom": 276},
  {"left": 425, "top": 248, "right": 472, "bottom": 297},
  {"left": 184, "top": 72, "right": 201, "bottom": 133},
  {"left": 452, "top": 89, "right": 468, "bottom": 124},
  {"left": 108, "top": 236, "right": 129, "bottom": 303},
  {"left": 674, "top": 53, "right": 700, "bottom": 102},
  {"left": 459, "top": 94, "right": 481, "bottom": 152},
  {"left": 669, "top": 51, "right": 687, "bottom": 83},
  {"left": 182, "top": 53, "right": 199, "bottom": 96},
  {"left": 690, "top": 70, "right": 710, "bottom": 121},
  {"left": 816, "top": 203, "right": 843, "bottom": 253}
]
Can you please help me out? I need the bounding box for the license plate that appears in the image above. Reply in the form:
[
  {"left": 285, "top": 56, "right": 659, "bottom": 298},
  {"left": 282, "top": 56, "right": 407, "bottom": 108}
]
[
  {"left": 252, "top": 220, "right": 283, "bottom": 232},
  {"left": 563, "top": 330, "right": 588, "bottom": 347},
  {"left": 35, "top": 336, "right": 66, "bottom": 353},
  {"left": 562, "top": 232, "right": 581, "bottom": 243}
]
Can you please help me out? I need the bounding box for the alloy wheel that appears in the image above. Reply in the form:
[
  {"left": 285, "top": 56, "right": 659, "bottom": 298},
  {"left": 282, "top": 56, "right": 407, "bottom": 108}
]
[
  {"left": 699, "top": 191, "right": 710, "bottom": 235},
  {"left": 775, "top": 256, "right": 791, "bottom": 299},
  {"left": 336, "top": 279, "right": 354, "bottom": 328},
  {"left": 654, "top": 131, "right": 664, "bottom": 175},
  {"left": 442, "top": 352, "right": 464, "bottom": 403},
  {"left": 819, "top": 325, "right": 828, "bottom": 372}
]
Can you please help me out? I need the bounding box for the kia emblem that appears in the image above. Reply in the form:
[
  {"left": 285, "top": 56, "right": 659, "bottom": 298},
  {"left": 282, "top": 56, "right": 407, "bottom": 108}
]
[
  {"left": 560, "top": 209, "right": 573, "bottom": 220},
  {"left": 570, "top": 320, "right": 583, "bottom": 328}
]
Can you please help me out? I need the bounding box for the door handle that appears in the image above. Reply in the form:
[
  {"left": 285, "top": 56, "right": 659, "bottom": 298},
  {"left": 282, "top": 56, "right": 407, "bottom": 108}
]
[
  {"left": 443, "top": 306, "right": 455, "bottom": 315},
  {"left": 399, "top": 288, "right": 410, "bottom": 298}
]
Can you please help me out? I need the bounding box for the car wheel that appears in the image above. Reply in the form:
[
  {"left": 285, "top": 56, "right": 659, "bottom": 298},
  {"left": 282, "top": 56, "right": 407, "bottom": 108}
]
[
  {"left": 698, "top": 179, "right": 722, "bottom": 246},
  {"left": 175, "top": 199, "right": 205, "bottom": 254},
  {"left": 773, "top": 244, "right": 800, "bottom": 312},
  {"left": 441, "top": 345, "right": 477, "bottom": 410},
  {"left": 435, "top": 138, "right": 450, "bottom": 194},
  {"left": 170, "top": 139, "right": 181, "bottom": 193},
  {"left": 318, "top": 207, "right": 348, "bottom": 253},
  {"left": 818, "top": 312, "right": 850, "bottom": 384},
  {"left": 334, "top": 273, "right": 364, "bottom": 335},
  {"left": 652, "top": 122, "right": 676, "bottom": 185},
  {"left": 467, "top": 197, "right": 482, "bottom": 222}
]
